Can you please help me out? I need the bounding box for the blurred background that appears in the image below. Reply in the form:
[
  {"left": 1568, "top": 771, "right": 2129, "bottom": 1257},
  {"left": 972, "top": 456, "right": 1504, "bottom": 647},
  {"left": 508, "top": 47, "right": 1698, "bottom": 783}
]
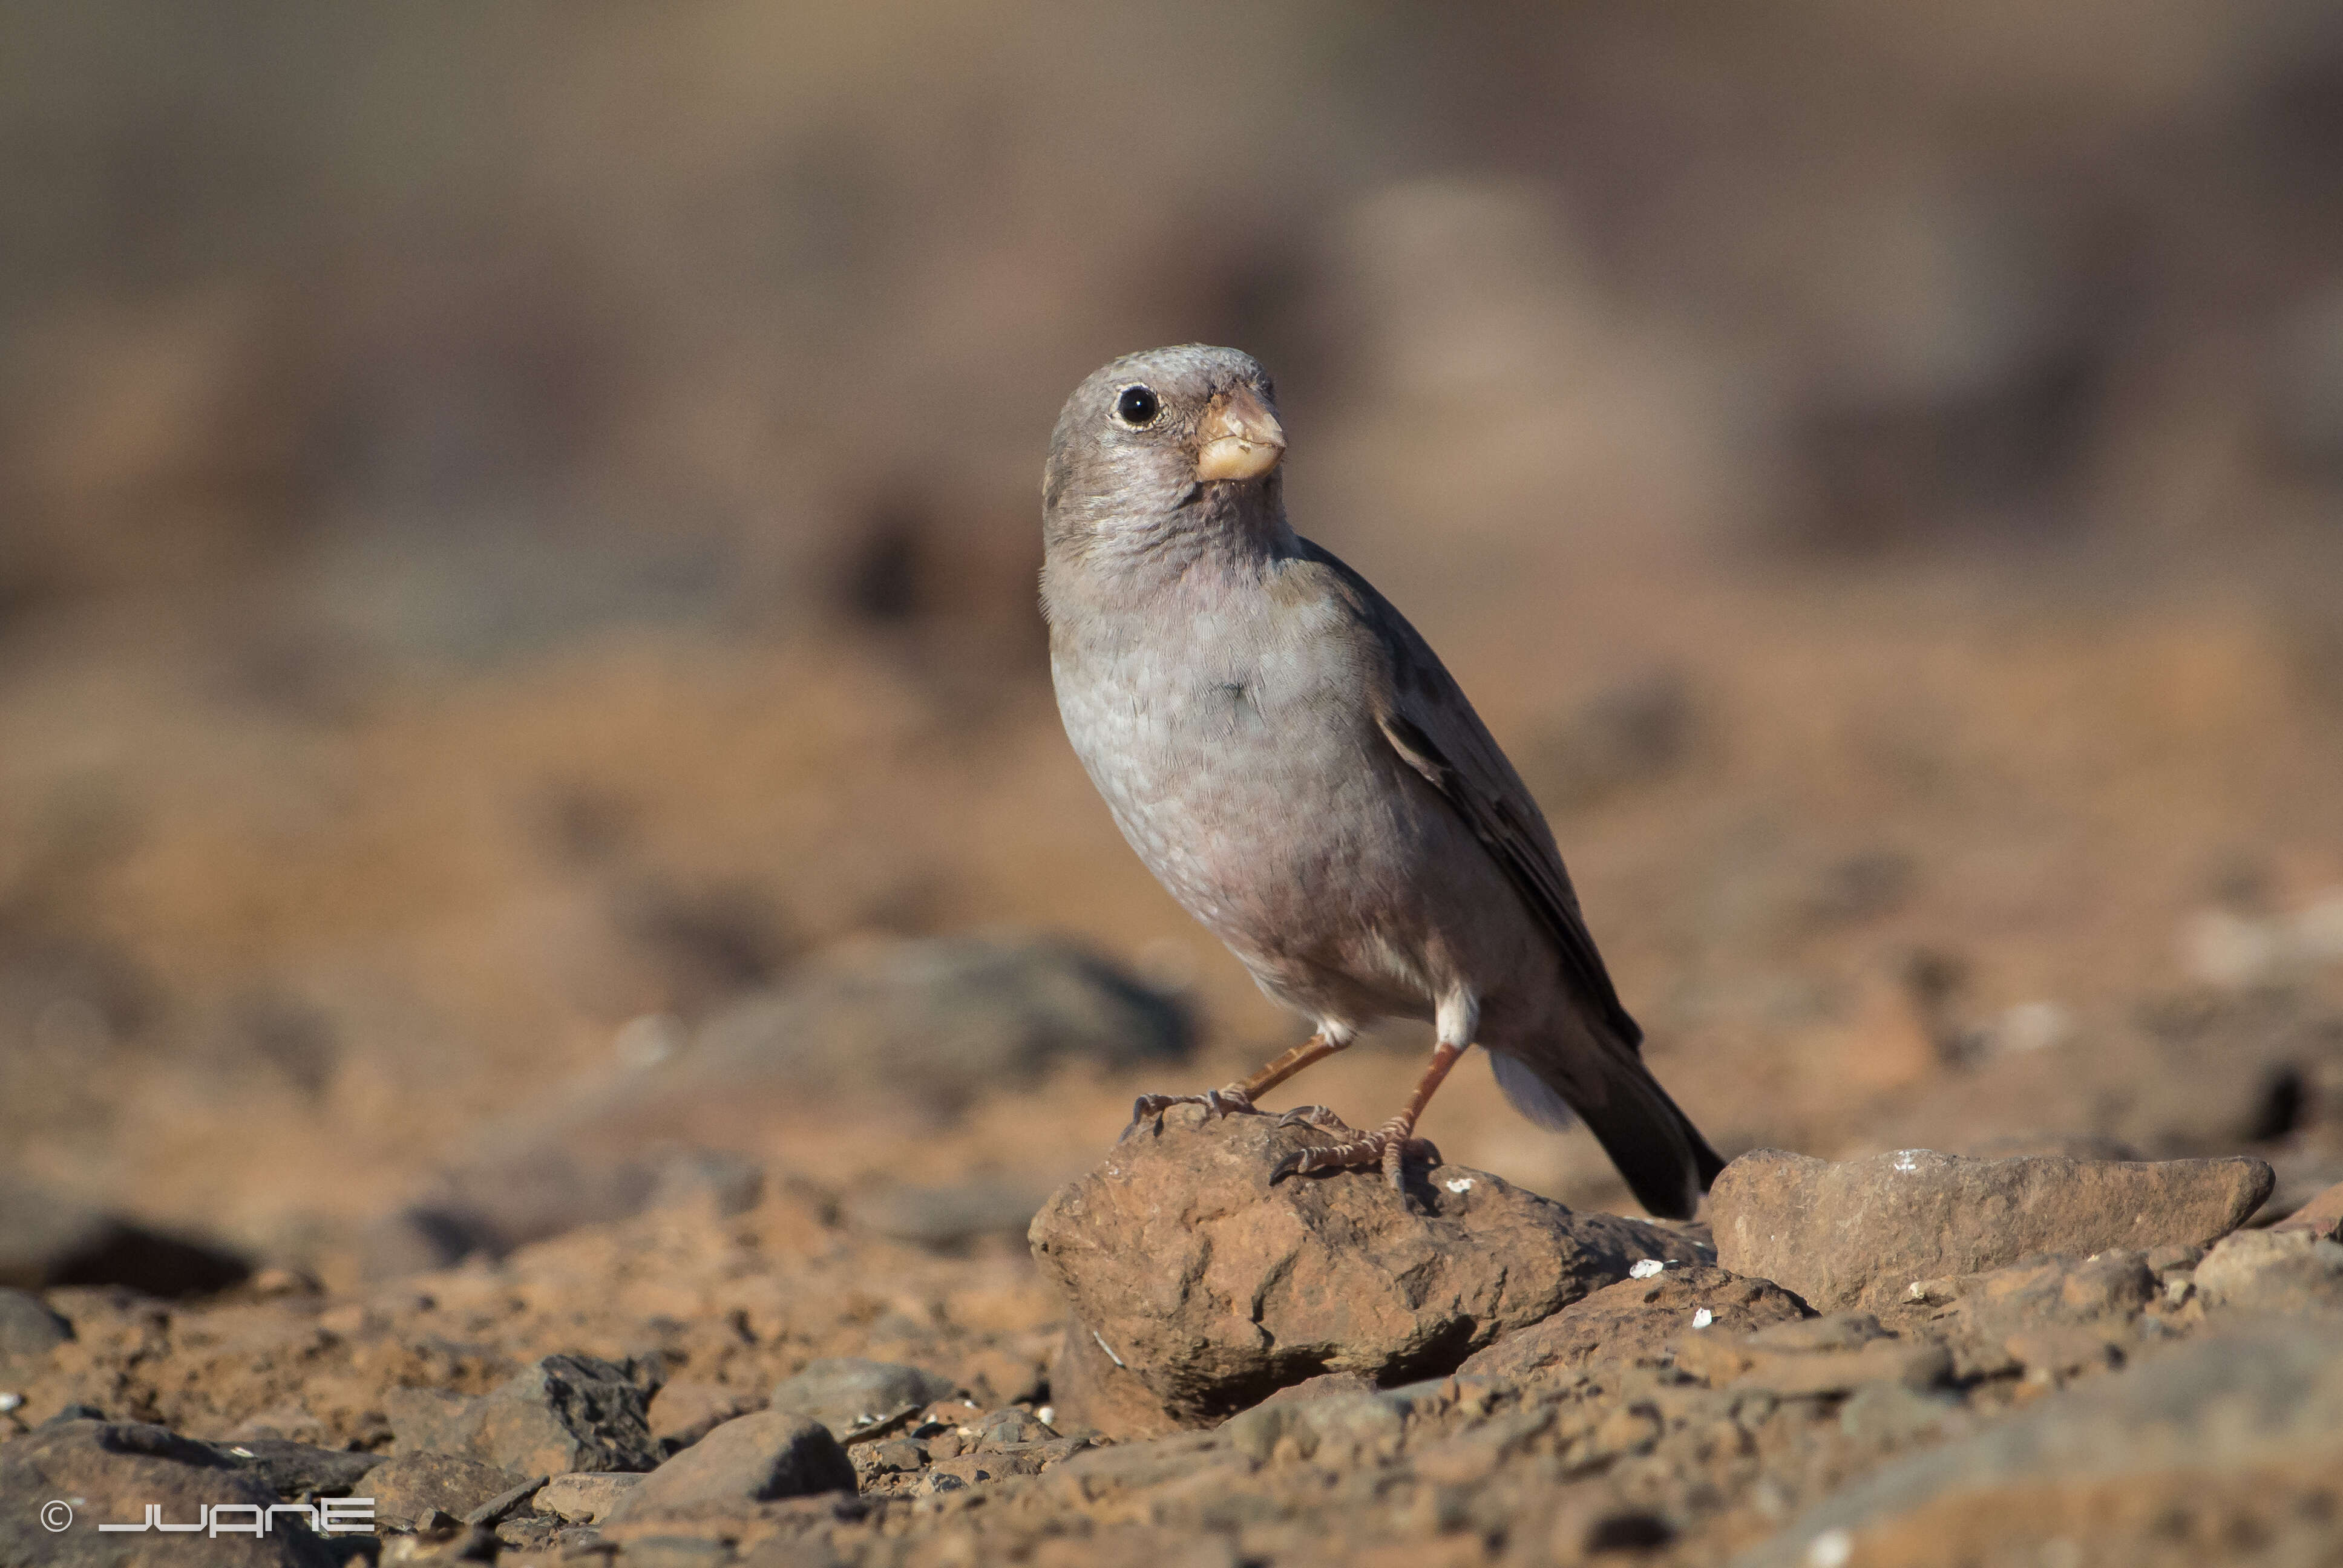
[{"left": 6, "top": 0, "right": 2343, "bottom": 1291}]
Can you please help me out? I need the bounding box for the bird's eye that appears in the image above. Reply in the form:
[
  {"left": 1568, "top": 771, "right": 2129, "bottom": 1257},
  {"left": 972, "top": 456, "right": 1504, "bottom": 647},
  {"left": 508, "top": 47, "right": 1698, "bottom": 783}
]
[{"left": 1115, "top": 385, "right": 1161, "bottom": 426}]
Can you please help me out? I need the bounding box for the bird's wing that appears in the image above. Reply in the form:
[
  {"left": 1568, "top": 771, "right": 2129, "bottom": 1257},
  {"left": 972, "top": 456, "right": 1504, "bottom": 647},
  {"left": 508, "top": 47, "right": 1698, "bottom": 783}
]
[{"left": 1291, "top": 538, "right": 1644, "bottom": 1050}]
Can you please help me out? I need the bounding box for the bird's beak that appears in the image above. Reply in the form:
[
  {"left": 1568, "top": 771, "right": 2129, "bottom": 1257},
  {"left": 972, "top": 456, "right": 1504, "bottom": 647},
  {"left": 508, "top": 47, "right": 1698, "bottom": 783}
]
[{"left": 1194, "top": 387, "right": 1286, "bottom": 483}]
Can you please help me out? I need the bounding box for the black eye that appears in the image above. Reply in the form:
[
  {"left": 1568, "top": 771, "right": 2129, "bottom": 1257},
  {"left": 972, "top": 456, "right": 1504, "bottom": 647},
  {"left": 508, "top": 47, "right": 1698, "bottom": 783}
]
[{"left": 1115, "top": 385, "right": 1160, "bottom": 426}]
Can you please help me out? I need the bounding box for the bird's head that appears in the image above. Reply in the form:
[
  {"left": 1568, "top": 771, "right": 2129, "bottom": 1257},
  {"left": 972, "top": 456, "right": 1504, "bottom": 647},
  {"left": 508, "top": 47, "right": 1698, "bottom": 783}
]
[{"left": 1043, "top": 345, "right": 1286, "bottom": 557}]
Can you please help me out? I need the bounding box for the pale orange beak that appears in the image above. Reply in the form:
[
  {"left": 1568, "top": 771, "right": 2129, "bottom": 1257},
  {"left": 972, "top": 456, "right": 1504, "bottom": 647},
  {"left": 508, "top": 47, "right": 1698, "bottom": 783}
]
[{"left": 1194, "top": 386, "right": 1286, "bottom": 482}]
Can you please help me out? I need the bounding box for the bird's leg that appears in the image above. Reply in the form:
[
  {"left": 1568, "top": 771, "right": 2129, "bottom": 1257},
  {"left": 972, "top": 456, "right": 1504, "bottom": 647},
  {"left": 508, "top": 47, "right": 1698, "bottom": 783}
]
[
  {"left": 1274, "top": 1038, "right": 1468, "bottom": 1192},
  {"left": 1124, "top": 1028, "right": 1351, "bottom": 1137}
]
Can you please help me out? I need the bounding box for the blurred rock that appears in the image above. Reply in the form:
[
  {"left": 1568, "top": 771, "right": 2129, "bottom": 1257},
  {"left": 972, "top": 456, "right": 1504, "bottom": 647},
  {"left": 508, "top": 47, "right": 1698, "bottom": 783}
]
[
  {"left": 1712, "top": 1148, "right": 2272, "bottom": 1312},
  {"left": 1457, "top": 1265, "right": 1809, "bottom": 1385},
  {"left": 534, "top": 1470, "right": 641, "bottom": 1524},
  {"left": 1669, "top": 1312, "right": 1952, "bottom": 1400},
  {"left": 842, "top": 1183, "right": 1040, "bottom": 1252},
  {"left": 1734, "top": 1322, "right": 2343, "bottom": 1568},
  {"left": 441, "top": 1354, "right": 656, "bottom": 1475},
  {"left": 1031, "top": 1105, "right": 1706, "bottom": 1432},
  {"left": 363, "top": 1146, "right": 762, "bottom": 1278},
  {"left": 205, "top": 1437, "right": 382, "bottom": 1499},
  {"left": 2272, "top": 1175, "right": 2343, "bottom": 1240},
  {"left": 771, "top": 1357, "right": 958, "bottom": 1442},
  {"left": 365, "top": 1451, "right": 531, "bottom": 1532},
  {"left": 1221, "top": 1386, "right": 1404, "bottom": 1467},
  {"left": 384, "top": 1387, "right": 474, "bottom": 1455},
  {"left": 0, "top": 1419, "right": 333, "bottom": 1566},
  {"left": 0, "top": 1288, "right": 73, "bottom": 1379},
  {"left": 646, "top": 1379, "right": 762, "bottom": 1452},
  {"left": 2194, "top": 1227, "right": 2343, "bottom": 1314},
  {"left": 608, "top": 1411, "right": 856, "bottom": 1518},
  {"left": 0, "top": 1180, "right": 251, "bottom": 1298},
  {"left": 692, "top": 933, "right": 1194, "bottom": 1119}
]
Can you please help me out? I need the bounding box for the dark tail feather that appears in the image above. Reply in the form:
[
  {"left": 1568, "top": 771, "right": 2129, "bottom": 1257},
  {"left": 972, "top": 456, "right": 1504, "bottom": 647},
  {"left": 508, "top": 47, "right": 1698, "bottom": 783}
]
[{"left": 1493, "top": 1037, "right": 1725, "bottom": 1221}]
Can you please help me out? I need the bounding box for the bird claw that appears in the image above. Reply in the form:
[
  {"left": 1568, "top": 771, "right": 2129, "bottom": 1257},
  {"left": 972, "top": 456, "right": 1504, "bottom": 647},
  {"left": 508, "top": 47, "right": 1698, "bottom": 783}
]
[
  {"left": 1273, "top": 1104, "right": 1351, "bottom": 1132},
  {"left": 1120, "top": 1086, "right": 1259, "bottom": 1141},
  {"left": 1270, "top": 1121, "right": 1443, "bottom": 1192}
]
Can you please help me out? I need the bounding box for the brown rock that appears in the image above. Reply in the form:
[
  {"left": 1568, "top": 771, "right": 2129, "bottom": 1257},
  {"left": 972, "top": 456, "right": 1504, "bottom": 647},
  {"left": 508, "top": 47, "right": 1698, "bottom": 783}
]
[
  {"left": 1673, "top": 1312, "right": 1951, "bottom": 1397},
  {"left": 647, "top": 1379, "right": 764, "bottom": 1451},
  {"left": 352, "top": 1450, "right": 528, "bottom": 1533},
  {"left": 610, "top": 1411, "right": 857, "bottom": 1518},
  {"left": 1731, "top": 1322, "right": 2343, "bottom": 1568},
  {"left": 0, "top": 1419, "right": 335, "bottom": 1566},
  {"left": 1457, "top": 1265, "right": 1809, "bottom": 1385},
  {"left": 1046, "top": 1316, "right": 1187, "bottom": 1442},
  {"left": 1711, "top": 1148, "right": 2273, "bottom": 1312},
  {"left": 535, "top": 1471, "right": 644, "bottom": 1524},
  {"left": 1030, "top": 1106, "right": 1706, "bottom": 1432},
  {"left": 2194, "top": 1227, "right": 2343, "bottom": 1313}
]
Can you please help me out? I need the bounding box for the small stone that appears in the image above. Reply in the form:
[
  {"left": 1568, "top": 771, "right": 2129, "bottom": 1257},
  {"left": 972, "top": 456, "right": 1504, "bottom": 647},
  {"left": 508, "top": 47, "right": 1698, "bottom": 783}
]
[
  {"left": 609, "top": 1411, "right": 857, "bottom": 1517},
  {"left": 536, "top": 1471, "right": 643, "bottom": 1524},
  {"left": 860, "top": 1437, "right": 926, "bottom": 1475},
  {"left": 1630, "top": 1259, "right": 1666, "bottom": 1279},
  {"left": 771, "top": 1357, "right": 959, "bottom": 1441},
  {"left": 1711, "top": 1148, "right": 2273, "bottom": 1312}
]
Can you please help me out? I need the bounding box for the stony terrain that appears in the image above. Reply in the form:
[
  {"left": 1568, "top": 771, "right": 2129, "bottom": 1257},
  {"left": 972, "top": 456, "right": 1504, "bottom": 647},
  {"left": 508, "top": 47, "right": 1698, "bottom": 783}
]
[{"left": 7, "top": 1100, "right": 2343, "bottom": 1567}]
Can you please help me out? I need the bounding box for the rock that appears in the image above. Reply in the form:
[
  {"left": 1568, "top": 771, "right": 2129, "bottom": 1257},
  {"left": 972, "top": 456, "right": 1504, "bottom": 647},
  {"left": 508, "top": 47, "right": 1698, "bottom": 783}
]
[
  {"left": 692, "top": 933, "right": 1194, "bottom": 1118},
  {"left": 205, "top": 1437, "right": 384, "bottom": 1498},
  {"left": 647, "top": 1378, "right": 763, "bottom": 1451},
  {"left": 0, "top": 1180, "right": 251, "bottom": 1298},
  {"left": 1046, "top": 1315, "right": 1188, "bottom": 1442},
  {"left": 1674, "top": 1313, "right": 1953, "bottom": 1397},
  {"left": 609, "top": 1411, "right": 857, "bottom": 1518},
  {"left": 384, "top": 1386, "right": 474, "bottom": 1454},
  {"left": 365, "top": 1451, "right": 531, "bottom": 1532},
  {"left": 1221, "top": 1387, "right": 1404, "bottom": 1465},
  {"left": 2271, "top": 1175, "right": 2343, "bottom": 1241},
  {"left": 536, "top": 1470, "right": 643, "bottom": 1523},
  {"left": 1457, "top": 1265, "right": 1809, "bottom": 1384},
  {"left": 771, "top": 1357, "right": 959, "bottom": 1442},
  {"left": 442, "top": 1354, "right": 657, "bottom": 1475},
  {"left": 0, "top": 1419, "right": 335, "bottom": 1565},
  {"left": 1711, "top": 1148, "right": 2273, "bottom": 1312},
  {"left": 0, "top": 1288, "right": 73, "bottom": 1379},
  {"left": 1734, "top": 1321, "right": 2343, "bottom": 1568},
  {"left": 1031, "top": 1106, "right": 1707, "bottom": 1432},
  {"left": 2194, "top": 1227, "right": 2343, "bottom": 1313}
]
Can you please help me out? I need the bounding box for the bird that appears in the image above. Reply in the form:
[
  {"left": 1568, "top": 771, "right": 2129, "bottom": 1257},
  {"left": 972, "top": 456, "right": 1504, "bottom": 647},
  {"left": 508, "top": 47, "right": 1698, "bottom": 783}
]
[{"left": 1040, "top": 344, "right": 1725, "bottom": 1220}]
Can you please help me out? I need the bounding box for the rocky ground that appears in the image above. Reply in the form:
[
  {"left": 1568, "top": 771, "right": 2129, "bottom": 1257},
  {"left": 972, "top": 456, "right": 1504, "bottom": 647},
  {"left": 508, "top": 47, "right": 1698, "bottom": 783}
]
[{"left": 7, "top": 1100, "right": 2343, "bottom": 1567}]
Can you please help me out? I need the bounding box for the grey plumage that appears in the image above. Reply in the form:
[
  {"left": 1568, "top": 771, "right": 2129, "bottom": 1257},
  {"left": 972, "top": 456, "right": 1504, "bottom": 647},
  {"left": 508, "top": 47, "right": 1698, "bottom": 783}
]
[{"left": 1041, "top": 344, "right": 1723, "bottom": 1219}]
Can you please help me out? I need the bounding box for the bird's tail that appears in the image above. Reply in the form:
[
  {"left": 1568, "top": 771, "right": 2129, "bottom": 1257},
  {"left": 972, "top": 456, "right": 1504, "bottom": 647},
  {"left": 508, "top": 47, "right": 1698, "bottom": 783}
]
[{"left": 1489, "top": 1035, "right": 1725, "bottom": 1221}]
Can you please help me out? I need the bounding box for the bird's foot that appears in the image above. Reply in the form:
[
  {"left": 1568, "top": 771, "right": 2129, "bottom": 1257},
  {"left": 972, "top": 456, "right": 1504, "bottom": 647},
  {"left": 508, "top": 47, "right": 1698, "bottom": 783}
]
[
  {"left": 1121, "top": 1085, "right": 1259, "bottom": 1140},
  {"left": 1273, "top": 1104, "right": 1352, "bottom": 1132},
  {"left": 1271, "top": 1117, "right": 1443, "bottom": 1192}
]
